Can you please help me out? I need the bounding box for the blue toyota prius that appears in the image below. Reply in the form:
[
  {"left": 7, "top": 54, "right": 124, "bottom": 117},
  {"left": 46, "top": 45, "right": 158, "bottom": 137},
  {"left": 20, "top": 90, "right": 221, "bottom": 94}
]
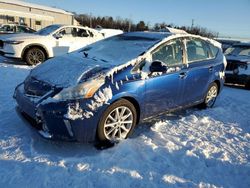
[{"left": 14, "top": 31, "right": 226, "bottom": 143}]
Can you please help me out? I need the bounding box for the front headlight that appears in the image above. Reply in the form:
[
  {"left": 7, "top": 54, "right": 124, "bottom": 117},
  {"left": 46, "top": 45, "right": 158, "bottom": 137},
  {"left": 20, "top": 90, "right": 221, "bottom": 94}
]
[
  {"left": 4, "top": 40, "right": 24, "bottom": 45},
  {"left": 53, "top": 78, "right": 105, "bottom": 100}
]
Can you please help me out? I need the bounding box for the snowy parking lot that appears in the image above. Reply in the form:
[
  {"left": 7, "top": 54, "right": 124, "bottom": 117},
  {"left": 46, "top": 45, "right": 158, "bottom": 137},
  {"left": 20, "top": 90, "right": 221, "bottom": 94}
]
[{"left": 0, "top": 57, "right": 249, "bottom": 188}]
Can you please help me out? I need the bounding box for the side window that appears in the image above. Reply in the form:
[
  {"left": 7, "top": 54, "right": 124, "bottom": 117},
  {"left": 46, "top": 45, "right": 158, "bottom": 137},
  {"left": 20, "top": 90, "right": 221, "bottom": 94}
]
[
  {"left": 58, "top": 27, "right": 73, "bottom": 37},
  {"left": 208, "top": 43, "right": 219, "bottom": 58},
  {"left": 73, "top": 28, "right": 89, "bottom": 37},
  {"left": 238, "top": 48, "right": 250, "bottom": 56},
  {"left": 186, "top": 38, "right": 210, "bottom": 62},
  {"left": 88, "top": 30, "right": 94, "bottom": 37},
  {"left": 152, "top": 39, "right": 183, "bottom": 66},
  {"left": 17, "top": 26, "right": 27, "bottom": 33},
  {"left": 3, "top": 25, "right": 14, "bottom": 32}
]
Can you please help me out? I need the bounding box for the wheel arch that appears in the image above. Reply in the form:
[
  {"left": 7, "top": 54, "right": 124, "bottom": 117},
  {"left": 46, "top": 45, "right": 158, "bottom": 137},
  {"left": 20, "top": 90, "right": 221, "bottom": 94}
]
[
  {"left": 21, "top": 44, "right": 49, "bottom": 60},
  {"left": 107, "top": 95, "right": 141, "bottom": 125},
  {"left": 213, "top": 79, "right": 221, "bottom": 94},
  {"left": 121, "top": 96, "right": 141, "bottom": 125}
]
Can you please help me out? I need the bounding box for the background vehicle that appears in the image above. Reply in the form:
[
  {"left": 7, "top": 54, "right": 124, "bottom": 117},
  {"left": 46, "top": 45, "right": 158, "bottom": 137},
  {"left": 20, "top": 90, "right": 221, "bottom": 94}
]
[
  {"left": 95, "top": 27, "right": 123, "bottom": 38},
  {"left": 0, "top": 23, "right": 35, "bottom": 34},
  {"left": 0, "top": 24, "right": 104, "bottom": 65},
  {"left": 14, "top": 32, "right": 225, "bottom": 144},
  {"left": 224, "top": 42, "right": 250, "bottom": 89},
  {"left": 216, "top": 38, "right": 240, "bottom": 52}
]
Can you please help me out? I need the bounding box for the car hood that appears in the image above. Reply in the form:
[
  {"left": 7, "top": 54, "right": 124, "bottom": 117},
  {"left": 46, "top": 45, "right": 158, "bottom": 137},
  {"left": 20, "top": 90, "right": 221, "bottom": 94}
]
[
  {"left": 29, "top": 51, "right": 115, "bottom": 88},
  {"left": 0, "top": 33, "right": 45, "bottom": 40},
  {"left": 226, "top": 55, "right": 250, "bottom": 62}
]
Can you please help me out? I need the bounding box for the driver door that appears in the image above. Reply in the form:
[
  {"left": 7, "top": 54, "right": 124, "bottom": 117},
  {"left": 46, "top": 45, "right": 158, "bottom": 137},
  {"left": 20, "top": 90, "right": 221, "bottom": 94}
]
[{"left": 144, "top": 38, "right": 187, "bottom": 117}]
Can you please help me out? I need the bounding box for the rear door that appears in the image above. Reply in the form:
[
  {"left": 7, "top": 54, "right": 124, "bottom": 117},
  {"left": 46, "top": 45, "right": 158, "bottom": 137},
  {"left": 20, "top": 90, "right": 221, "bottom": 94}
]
[
  {"left": 182, "top": 37, "right": 216, "bottom": 105},
  {"left": 144, "top": 38, "right": 187, "bottom": 117},
  {"left": 71, "top": 27, "right": 96, "bottom": 51},
  {"left": 53, "top": 27, "right": 76, "bottom": 56}
]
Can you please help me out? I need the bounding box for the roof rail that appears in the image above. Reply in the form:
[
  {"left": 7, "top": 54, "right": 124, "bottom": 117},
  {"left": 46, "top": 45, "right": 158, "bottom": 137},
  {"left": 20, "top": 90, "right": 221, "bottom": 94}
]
[{"left": 159, "top": 27, "right": 187, "bottom": 34}]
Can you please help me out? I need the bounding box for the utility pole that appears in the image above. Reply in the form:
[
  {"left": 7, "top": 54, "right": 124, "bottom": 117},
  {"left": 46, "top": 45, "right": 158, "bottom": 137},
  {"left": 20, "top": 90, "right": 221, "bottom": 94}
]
[
  {"left": 128, "top": 14, "right": 132, "bottom": 32},
  {"left": 89, "top": 13, "right": 92, "bottom": 28},
  {"left": 191, "top": 19, "right": 194, "bottom": 28},
  {"left": 128, "top": 21, "right": 131, "bottom": 32}
]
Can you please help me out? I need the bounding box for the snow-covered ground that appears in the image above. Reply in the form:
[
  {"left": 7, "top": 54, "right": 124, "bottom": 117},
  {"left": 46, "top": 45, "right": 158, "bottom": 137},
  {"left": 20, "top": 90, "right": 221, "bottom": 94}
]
[{"left": 0, "top": 56, "right": 249, "bottom": 188}]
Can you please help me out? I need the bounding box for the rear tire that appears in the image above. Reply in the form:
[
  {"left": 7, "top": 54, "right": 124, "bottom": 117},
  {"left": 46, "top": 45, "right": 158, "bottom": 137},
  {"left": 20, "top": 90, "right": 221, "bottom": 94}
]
[
  {"left": 245, "top": 81, "right": 250, "bottom": 90},
  {"left": 97, "top": 99, "right": 137, "bottom": 143},
  {"left": 199, "top": 82, "right": 218, "bottom": 109},
  {"left": 25, "top": 47, "right": 46, "bottom": 65}
]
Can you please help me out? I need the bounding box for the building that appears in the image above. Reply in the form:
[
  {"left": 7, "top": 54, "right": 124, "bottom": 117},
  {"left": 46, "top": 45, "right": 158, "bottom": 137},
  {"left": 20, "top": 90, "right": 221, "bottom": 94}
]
[{"left": 0, "top": 0, "right": 75, "bottom": 30}]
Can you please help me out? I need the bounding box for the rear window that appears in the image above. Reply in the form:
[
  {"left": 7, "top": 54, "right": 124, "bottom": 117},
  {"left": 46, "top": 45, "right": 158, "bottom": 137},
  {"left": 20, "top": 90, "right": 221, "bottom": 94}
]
[{"left": 208, "top": 43, "right": 219, "bottom": 58}]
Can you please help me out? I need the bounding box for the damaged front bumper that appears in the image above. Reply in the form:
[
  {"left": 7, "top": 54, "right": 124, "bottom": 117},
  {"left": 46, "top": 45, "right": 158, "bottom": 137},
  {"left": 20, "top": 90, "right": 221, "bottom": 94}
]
[{"left": 14, "top": 83, "right": 101, "bottom": 142}]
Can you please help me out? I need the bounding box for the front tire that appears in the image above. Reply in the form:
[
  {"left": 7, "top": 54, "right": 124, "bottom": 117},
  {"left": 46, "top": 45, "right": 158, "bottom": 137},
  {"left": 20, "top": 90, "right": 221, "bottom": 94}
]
[
  {"left": 245, "top": 78, "right": 250, "bottom": 90},
  {"left": 25, "top": 47, "right": 46, "bottom": 65},
  {"left": 199, "top": 82, "right": 218, "bottom": 109},
  {"left": 97, "top": 99, "right": 137, "bottom": 143}
]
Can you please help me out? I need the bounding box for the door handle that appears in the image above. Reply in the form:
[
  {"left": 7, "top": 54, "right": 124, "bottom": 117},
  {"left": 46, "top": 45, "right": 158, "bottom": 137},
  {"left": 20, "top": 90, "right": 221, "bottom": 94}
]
[
  {"left": 209, "top": 66, "right": 214, "bottom": 72},
  {"left": 179, "top": 72, "right": 187, "bottom": 79}
]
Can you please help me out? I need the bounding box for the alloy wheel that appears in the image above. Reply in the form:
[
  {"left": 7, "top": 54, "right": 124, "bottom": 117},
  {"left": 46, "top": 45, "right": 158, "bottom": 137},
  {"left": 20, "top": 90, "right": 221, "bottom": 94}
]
[
  {"left": 103, "top": 106, "right": 133, "bottom": 141},
  {"left": 205, "top": 85, "right": 218, "bottom": 107},
  {"left": 28, "top": 49, "right": 43, "bottom": 64}
]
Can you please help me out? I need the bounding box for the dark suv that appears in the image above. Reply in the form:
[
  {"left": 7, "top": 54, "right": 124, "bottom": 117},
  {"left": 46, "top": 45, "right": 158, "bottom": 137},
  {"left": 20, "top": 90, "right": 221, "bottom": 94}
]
[{"left": 224, "top": 43, "right": 250, "bottom": 89}]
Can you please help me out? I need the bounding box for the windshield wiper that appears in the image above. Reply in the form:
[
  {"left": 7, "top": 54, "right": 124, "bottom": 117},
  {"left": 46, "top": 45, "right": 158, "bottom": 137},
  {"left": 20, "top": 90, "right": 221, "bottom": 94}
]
[
  {"left": 83, "top": 51, "right": 88, "bottom": 58},
  {"left": 81, "top": 51, "right": 108, "bottom": 63}
]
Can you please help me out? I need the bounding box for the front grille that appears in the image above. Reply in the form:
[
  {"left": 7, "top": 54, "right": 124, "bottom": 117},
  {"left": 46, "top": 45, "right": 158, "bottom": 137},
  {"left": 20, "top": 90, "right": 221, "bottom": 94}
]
[
  {"left": 24, "top": 77, "right": 52, "bottom": 97},
  {"left": 0, "top": 40, "right": 3, "bottom": 48}
]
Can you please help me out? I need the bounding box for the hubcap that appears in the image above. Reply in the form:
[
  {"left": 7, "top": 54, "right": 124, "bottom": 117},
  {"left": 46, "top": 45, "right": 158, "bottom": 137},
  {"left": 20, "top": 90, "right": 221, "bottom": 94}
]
[
  {"left": 28, "top": 49, "right": 44, "bottom": 64},
  {"left": 205, "top": 85, "right": 218, "bottom": 107},
  {"left": 104, "top": 106, "right": 133, "bottom": 141}
]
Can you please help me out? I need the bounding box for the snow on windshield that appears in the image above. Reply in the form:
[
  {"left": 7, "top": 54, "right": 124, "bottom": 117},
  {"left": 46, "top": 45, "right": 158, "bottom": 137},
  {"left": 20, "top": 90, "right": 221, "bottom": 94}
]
[
  {"left": 30, "top": 33, "right": 168, "bottom": 87},
  {"left": 35, "top": 24, "right": 61, "bottom": 36},
  {"left": 80, "top": 34, "right": 163, "bottom": 64}
]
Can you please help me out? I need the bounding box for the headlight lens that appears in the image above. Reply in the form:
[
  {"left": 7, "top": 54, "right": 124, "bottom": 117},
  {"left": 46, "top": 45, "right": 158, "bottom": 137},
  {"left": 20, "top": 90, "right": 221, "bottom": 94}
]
[
  {"left": 4, "top": 40, "right": 24, "bottom": 45},
  {"left": 53, "top": 78, "right": 105, "bottom": 100}
]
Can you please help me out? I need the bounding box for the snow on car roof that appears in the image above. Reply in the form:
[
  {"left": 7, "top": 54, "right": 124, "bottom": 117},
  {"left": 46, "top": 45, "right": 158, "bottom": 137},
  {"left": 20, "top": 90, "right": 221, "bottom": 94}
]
[{"left": 122, "top": 31, "right": 172, "bottom": 40}]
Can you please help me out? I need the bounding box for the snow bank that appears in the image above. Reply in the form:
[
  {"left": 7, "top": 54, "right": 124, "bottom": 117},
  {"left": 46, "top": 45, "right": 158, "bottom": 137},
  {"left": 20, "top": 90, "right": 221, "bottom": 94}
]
[{"left": 1, "top": 56, "right": 250, "bottom": 188}]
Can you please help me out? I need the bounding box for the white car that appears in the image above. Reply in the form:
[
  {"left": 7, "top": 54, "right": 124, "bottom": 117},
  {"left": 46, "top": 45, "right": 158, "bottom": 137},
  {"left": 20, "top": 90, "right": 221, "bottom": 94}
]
[
  {"left": 0, "top": 24, "right": 104, "bottom": 65},
  {"left": 95, "top": 28, "right": 123, "bottom": 38}
]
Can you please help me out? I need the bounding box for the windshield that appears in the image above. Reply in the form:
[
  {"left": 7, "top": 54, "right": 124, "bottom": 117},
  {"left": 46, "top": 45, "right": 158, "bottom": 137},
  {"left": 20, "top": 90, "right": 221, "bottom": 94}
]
[
  {"left": 35, "top": 25, "right": 61, "bottom": 36},
  {"left": 225, "top": 46, "right": 250, "bottom": 57},
  {"left": 80, "top": 34, "right": 163, "bottom": 64}
]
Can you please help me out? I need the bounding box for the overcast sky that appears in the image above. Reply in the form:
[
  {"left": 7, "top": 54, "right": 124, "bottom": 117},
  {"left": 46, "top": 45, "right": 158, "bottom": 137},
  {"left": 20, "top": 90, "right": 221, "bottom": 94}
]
[{"left": 27, "top": 0, "right": 250, "bottom": 38}]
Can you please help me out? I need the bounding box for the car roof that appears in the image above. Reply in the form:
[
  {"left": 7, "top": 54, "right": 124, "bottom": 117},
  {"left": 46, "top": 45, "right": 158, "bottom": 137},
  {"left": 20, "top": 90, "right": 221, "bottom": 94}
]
[
  {"left": 122, "top": 31, "right": 173, "bottom": 41},
  {"left": 233, "top": 42, "right": 250, "bottom": 47}
]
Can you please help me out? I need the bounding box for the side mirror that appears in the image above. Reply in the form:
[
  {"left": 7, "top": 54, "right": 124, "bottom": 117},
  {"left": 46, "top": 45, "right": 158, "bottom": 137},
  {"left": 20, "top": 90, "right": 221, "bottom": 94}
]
[
  {"left": 150, "top": 61, "right": 167, "bottom": 73},
  {"left": 54, "top": 33, "right": 63, "bottom": 39}
]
